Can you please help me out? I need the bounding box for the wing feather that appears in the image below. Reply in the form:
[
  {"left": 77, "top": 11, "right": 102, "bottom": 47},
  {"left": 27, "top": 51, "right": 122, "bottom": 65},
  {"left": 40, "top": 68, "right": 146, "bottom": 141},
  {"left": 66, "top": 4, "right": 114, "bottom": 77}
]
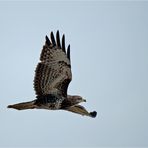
[
  {"left": 45, "top": 35, "right": 51, "bottom": 46},
  {"left": 34, "top": 31, "right": 72, "bottom": 97},
  {"left": 67, "top": 45, "right": 70, "bottom": 61},
  {"left": 66, "top": 105, "right": 91, "bottom": 117},
  {"left": 50, "top": 31, "right": 56, "bottom": 46},
  {"left": 66, "top": 105, "right": 97, "bottom": 118},
  {"left": 62, "top": 35, "right": 66, "bottom": 53},
  {"left": 56, "top": 30, "right": 61, "bottom": 48}
]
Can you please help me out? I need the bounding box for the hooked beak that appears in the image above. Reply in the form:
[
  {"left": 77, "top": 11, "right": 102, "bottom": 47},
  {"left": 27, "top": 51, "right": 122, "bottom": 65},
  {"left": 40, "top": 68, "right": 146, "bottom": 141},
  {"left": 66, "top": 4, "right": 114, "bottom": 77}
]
[{"left": 83, "top": 99, "right": 86, "bottom": 102}]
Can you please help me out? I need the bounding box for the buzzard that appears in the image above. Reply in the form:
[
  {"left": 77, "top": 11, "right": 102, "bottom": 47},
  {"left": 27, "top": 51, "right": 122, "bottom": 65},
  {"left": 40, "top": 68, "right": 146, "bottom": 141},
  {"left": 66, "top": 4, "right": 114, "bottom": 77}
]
[{"left": 8, "top": 31, "right": 97, "bottom": 118}]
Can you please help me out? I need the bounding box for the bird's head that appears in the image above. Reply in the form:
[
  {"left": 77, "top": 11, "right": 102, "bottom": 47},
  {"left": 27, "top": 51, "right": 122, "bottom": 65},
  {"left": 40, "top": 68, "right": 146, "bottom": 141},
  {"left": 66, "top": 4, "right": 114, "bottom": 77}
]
[
  {"left": 67, "top": 95, "right": 86, "bottom": 104},
  {"left": 74, "top": 95, "right": 86, "bottom": 103}
]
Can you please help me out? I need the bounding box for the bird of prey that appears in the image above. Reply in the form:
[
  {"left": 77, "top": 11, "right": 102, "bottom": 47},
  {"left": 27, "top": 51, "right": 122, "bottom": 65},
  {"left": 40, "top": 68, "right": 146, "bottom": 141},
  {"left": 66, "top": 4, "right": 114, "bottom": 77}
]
[{"left": 8, "top": 31, "right": 97, "bottom": 118}]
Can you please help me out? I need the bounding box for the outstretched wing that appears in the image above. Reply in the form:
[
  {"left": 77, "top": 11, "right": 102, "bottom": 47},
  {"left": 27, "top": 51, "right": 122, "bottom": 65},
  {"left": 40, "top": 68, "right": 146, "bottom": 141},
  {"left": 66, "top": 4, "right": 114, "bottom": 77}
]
[
  {"left": 34, "top": 31, "right": 72, "bottom": 97},
  {"left": 66, "top": 105, "right": 97, "bottom": 118}
]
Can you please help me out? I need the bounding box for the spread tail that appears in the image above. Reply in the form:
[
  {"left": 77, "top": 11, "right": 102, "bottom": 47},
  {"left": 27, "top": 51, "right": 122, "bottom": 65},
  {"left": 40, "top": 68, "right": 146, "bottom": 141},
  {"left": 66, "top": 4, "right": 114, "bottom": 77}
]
[{"left": 7, "top": 100, "right": 36, "bottom": 110}]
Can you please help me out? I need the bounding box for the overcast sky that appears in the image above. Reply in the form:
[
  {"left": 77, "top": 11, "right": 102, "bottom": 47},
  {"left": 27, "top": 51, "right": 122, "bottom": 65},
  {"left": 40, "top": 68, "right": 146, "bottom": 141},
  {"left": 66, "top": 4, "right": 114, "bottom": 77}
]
[{"left": 0, "top": 1, "right": 148, "bottom": 147}]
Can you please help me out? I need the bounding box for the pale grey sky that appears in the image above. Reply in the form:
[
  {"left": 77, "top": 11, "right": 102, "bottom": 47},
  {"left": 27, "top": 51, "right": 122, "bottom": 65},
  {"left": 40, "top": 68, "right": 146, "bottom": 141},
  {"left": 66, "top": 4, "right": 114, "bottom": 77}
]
[{"left": 0, "top": 1, "right": 148, "bottom": 147}]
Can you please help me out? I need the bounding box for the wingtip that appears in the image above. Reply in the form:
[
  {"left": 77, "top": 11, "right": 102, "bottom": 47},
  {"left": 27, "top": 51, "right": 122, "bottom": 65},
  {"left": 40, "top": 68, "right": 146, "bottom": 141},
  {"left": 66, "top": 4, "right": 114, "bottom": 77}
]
[
  {"left": 68, "top": 44, "right": 70, "bottom": 49},
  {"left": 67, "top": 44, "right": 70, "bottom": 52},
  {"left": 56, "top": 30, "right": 61, "bottom": 48},
  {"left": 50, "top": 31, "right": 54, "bottom": 35},
  {"left": 7, "top": 105, "right": 11, "bottom": 108},
  {"left": 50, "top": 31, "right": 56, "bottom": 46},
  {"left": 56, "top": 30, "right": 59, "bottom": 36},
  {"left": 62, "top": 34, "right": 66, "bottom": 52},
  {"left": 67, "top": 44, "right": 70, "bottom": 61},
  {"left": 90, "top": 111, "right": 97, "bottom": 118},
  {"left": 7, "top": 105, "right": 15, "bottom": 109},
  {"left": 45, "top": 35, "right": 51, "bottom": 46},
  {"left": 50, "top": 31, "right": 54, "bottom": 39},
  {"left": 57, "top": 30, "right": 59, "bottom": 34},
  {"left": 62, "top": 34, "right": 65, "bottom": 38}
]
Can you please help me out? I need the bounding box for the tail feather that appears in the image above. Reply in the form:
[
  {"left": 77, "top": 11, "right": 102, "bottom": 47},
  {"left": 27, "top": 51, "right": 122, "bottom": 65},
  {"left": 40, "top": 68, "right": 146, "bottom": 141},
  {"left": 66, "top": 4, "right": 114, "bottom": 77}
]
[{"left": 7, "top": 100, "right": 36, "bottom": 110}]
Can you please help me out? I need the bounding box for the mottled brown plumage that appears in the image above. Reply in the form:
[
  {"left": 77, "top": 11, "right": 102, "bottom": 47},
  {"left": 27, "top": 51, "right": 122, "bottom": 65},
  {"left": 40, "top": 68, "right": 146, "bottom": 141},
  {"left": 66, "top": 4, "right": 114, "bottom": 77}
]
[{"left": 7, "top": 31, "right": 97, "bottom": 118}]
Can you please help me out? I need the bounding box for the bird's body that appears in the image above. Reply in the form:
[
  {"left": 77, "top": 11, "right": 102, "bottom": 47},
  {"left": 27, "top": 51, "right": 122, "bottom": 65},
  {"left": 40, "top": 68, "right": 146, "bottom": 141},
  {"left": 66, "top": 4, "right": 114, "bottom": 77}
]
[{"left": 8, "top": 31, "right": 97, "bottom": 118}]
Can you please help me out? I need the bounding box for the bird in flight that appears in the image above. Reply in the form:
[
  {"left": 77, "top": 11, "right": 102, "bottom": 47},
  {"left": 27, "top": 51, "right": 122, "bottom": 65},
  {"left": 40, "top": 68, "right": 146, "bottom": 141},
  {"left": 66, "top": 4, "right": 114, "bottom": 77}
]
[{"left": 8, "top": 31, "right": 97, "bottom": 118}]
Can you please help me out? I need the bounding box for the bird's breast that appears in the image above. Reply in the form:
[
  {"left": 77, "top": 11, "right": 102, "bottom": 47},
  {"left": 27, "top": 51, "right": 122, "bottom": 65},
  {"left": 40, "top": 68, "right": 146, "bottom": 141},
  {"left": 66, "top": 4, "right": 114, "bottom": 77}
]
[{"left": 35, "top": 94, "right": 63, "bottom": 109}]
